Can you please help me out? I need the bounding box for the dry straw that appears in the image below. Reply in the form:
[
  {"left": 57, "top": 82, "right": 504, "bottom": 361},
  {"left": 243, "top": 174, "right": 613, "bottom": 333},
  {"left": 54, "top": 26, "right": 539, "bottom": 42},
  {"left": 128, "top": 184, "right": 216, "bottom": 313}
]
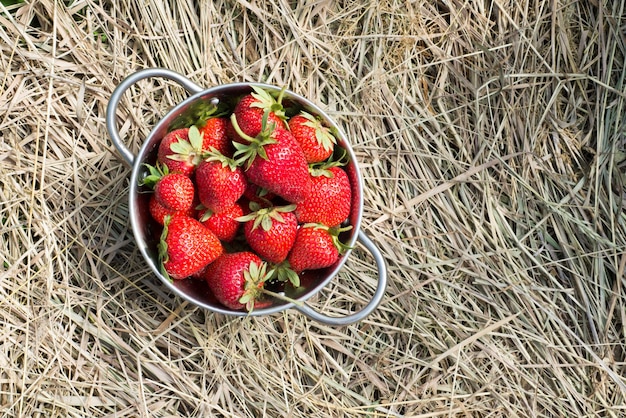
[{"left": 1, "top": 0, "right": 625, "bottom": 417}]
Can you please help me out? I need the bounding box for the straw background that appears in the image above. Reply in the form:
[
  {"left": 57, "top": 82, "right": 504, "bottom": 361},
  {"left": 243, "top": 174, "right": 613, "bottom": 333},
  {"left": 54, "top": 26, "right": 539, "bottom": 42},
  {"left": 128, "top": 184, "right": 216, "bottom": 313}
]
[{"left": 1, "top": 0, "right": 625, "bottom": 416}]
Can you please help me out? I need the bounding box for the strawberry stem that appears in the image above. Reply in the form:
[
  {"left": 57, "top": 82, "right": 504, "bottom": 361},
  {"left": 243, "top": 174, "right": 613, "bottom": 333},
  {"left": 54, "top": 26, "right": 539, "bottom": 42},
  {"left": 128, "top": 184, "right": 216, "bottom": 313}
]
[
  {"left": 260, "top": 289, "right": 303, "bottom": 307},
  {"left": 301, "top": 223, "right": 354, "bottom": 255},
  {"left": 229, "top": 113, "right": 257, "bottom": 143},
  {"left": 231, "top": 112, "right": 278, "bottom": 169},
  {"left": 275, "top": 86, "right": 287, "bottom": 107},
  {"left": 249, "top": 85, "right": 287, "bottom": 120},
  {"left": 329, "top": 225, "right": 354, "bottom": 255},
  {"left": 238, "top": 260, "right": 304, "bottom": 310}
]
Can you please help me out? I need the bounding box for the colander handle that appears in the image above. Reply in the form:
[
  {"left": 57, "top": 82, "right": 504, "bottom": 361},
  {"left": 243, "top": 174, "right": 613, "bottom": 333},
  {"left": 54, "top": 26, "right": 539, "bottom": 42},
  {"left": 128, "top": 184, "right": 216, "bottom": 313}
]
[
  {"left": 293, "top": 230, "right": 387, "bottom": 326},
  {"left": 106, "top": 68, "right": 204, "bottom": 165}
]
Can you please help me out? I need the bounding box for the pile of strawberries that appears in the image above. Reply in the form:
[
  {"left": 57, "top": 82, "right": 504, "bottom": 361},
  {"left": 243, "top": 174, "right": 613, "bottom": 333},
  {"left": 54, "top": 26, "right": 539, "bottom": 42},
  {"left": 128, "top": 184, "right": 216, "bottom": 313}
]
[{"left": 141, "top": 86, "right": 353, "bottom": 312}]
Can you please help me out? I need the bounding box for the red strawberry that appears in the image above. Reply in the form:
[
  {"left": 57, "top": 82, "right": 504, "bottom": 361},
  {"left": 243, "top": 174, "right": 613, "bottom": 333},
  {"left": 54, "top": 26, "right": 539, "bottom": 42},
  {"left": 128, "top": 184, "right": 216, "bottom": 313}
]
[
  {"left": 237, "top": 203, "right": 298, "bottom": 264},
  {"left": 224, "top": 117, "right": 239, "bottom": 144},
  {"left": 155, "top": 173, "right": 195, "bottom": 211},
  {"left": 226, "top": 112, "right": 286, "bottom": 145},
  {"left": 232, "top": 116, "right": 311, "bottom": 203},
  {"left": 199, "top": 203, "right": 244, "bottom": 242},
  {"left": 149, "top": 195, "right": 196, "bottom": 226},
  {"left": 158, "top": 215, "right": 223, "bottom": 280},
  {"left": 203, "top": 252, "right": 271, "bottom": 311},
  {"left": 141, "top": 164, "right": 195, "bottom": 212},
  {"left": 157, "top": 125, "right": 220, "bottom": 176},
  {"left": 295, "top": 166, "right": 351, "bottom": 227},
  {"left": 157, "top": 128, "right": 195, "bottom": 176},
  {"left": 229, "top": 86, "right": 287, "bottom": 143},
  {"left": 287, "top": 224, "right": 352, "bottom": 273},
  {"left": 243, "top": 183, "right": 276, "bottom": 205},
  {"left": 195, "top": 151, "right": 246, "bottom": 213},
  {"left": 288, "top": 111, "right": 336, "bottom": 163},
  {"left": 199, "top": 117, "right": 232, "bottom": 156}
]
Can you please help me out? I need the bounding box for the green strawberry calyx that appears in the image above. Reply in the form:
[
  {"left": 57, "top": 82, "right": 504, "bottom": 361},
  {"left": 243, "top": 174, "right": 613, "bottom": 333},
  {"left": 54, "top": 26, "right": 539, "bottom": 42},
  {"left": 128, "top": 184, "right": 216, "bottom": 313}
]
[
  {"left": 240, "top": 260, "right": 271, "bottom": 312},
  {"left": 271, "top": 261, "right": 301, "bottom": 288},
  {"left": 240, "top": 260, "right": 304, "bottom": 309},
  {"left": 201, "top": 147, "right": 240, "bottom": 171},
  {"left": 197, "top": 205, "right": 214, "bottom": 223},
  {"left": 168, "top": 100, "right": 228, "bottom": 130},
  {"left": 236, "top": 202, "right": 296, "bottom": 232},
  {"left": 308, "top": 148, "right": 348, "bottom": 178},
  {"left": 157, "top": 215, "right": 172, "bottom": 281},
  {"left": 231, "top": 111, "right": 279, "bottom": 169},
  {"left": 140, "top": 162, "right": 169, "bottom": 188},
  {"left": 193, "top": 104, "right": 226, "bottom": 128},
  {"left": 249, "top": 85, "right": 287, "bottom": 121},
  {"left": 299, "top": 111, "right": 337, "bottom": 152},
  {"left": 166, "top": 125, "right": 205, "bottom": 167},
  {"left": 302, "top": 223, "right": 354, "bottom": 255}
]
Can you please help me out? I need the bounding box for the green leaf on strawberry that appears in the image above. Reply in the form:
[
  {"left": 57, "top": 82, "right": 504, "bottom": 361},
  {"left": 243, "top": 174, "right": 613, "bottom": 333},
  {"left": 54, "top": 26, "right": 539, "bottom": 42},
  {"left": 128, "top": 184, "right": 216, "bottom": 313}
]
[
  {"left": 231, "top": 111, "right": 278, "bottom": 168},
  {"left": 202, "top": 147, "right": 240, "bottom": 170},
  {"left": 140, "top": 162, "right": 168, "bottom": 188},
  {"left": 168, "top": 99, "right": 229, "bottom": 130},
  {"left": 271, "top": 261, "right": 301, "bottom": 288},
  {"left": 303, "top": 223, "right": 354, "bottom": 255},
  {"left": 237, "top": 202, "right": 296, "bottom": 231},
  {"left": 302, "top": 111, "right": 336, "bottom": 151},
  {"left": 204, "top": 252, "right": 272, "bottom": 312},
  {"left": 240, "top": 260, "right": 271, "bottom": 311},
  {"left": 157, "top": 215, "right": 171, "bottom": 280},
  {"left": 249, "top": 85, "right": 287, "bottom": 121},
  {"left": 308, "top": 147, "right": 349, "bottom": 177},
  {"left": 237, "top": 203, "right": 299, "bottom": 264},
  {"left": 167, "top": 125, "right": 205, "bottom": 163}
]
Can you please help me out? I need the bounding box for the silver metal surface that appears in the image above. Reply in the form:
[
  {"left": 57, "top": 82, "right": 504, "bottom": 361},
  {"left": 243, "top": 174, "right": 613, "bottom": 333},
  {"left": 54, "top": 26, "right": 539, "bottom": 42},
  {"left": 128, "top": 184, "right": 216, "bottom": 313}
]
[
  {"left": 293, "top": 230, "right": 387, "bottom": 326},
  {"left": 106, "top": 67, "right": 387, "bottom": 325},
  {"left": 106, "top": 68, "right": 204, "bottom": 165}
]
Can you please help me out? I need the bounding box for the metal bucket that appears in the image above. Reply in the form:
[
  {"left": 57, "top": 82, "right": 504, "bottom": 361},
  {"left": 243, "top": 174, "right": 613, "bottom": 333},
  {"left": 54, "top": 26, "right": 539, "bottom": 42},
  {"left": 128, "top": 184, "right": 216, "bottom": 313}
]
[{"left": 106, "top": 68, "right": 387, "bottom": 325}]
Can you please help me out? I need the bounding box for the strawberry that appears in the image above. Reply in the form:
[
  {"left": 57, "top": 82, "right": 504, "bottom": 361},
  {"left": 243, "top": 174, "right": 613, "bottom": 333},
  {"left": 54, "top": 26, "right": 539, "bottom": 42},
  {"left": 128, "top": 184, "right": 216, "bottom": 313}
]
[
  {"left": 157, "top": 128, "right": 195, "bottom": 176},
  {"left": 199, "top": 202, "right": 244, "bottom": 242},
  {"left": 203, "top": 252, "right": 271, "bottom": 311},
  {"left": 155, "top": 173, "right": 195, "bottom": 211},
  {"left": 243, "top": 183, "right": 276, "bottom": 206},
  {"left": 229, "top": 86, "right": 287, "bottom": 142},
  {"left": 288, "top": 111, "right": 337, "bottom": 163},
  {"left": 295, "top": 166, "right": 351, "bottom": 227},
  {"left": 158, "top": 215, "right": 223, "bottom": 280},
  {"left": 149, "top": 195, "right": 196, "bottom": 226},
  {"left": 237, "top": 203, "right": 298, "bottom": 264},
  {"left": 287, "top": 223, "right": 352, "bottom": 273},
  {"left": 224, "top": 117, "right": 240, "bottom": 144},
  {"left": 141, "top": 163, "right": 195, "bottom": 212},
  {"left": 195, "top": 151, "right": 246, "bottom": 213},
  {"left": 158, "top": 125, "right": 220, "bottom": 176},
  {"left": 231, "top": 114, "right": 311, "bottom": 203},
  {"left": 199, "top": 117, "right": 232, "bottom": 157}
]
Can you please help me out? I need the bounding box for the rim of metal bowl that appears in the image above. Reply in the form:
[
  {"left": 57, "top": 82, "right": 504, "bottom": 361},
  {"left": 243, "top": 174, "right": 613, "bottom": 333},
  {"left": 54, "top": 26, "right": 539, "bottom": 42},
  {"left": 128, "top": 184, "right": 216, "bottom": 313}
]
[{"left": 128, "top": 82, "right": 364, "bottom": 316}]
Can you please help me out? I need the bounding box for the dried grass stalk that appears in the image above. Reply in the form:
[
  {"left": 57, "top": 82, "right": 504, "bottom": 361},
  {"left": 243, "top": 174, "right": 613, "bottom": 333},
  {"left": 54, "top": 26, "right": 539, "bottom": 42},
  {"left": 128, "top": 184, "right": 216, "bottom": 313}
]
[{"left": 0, "top": 0, "right": 624, "bottom": 416}]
